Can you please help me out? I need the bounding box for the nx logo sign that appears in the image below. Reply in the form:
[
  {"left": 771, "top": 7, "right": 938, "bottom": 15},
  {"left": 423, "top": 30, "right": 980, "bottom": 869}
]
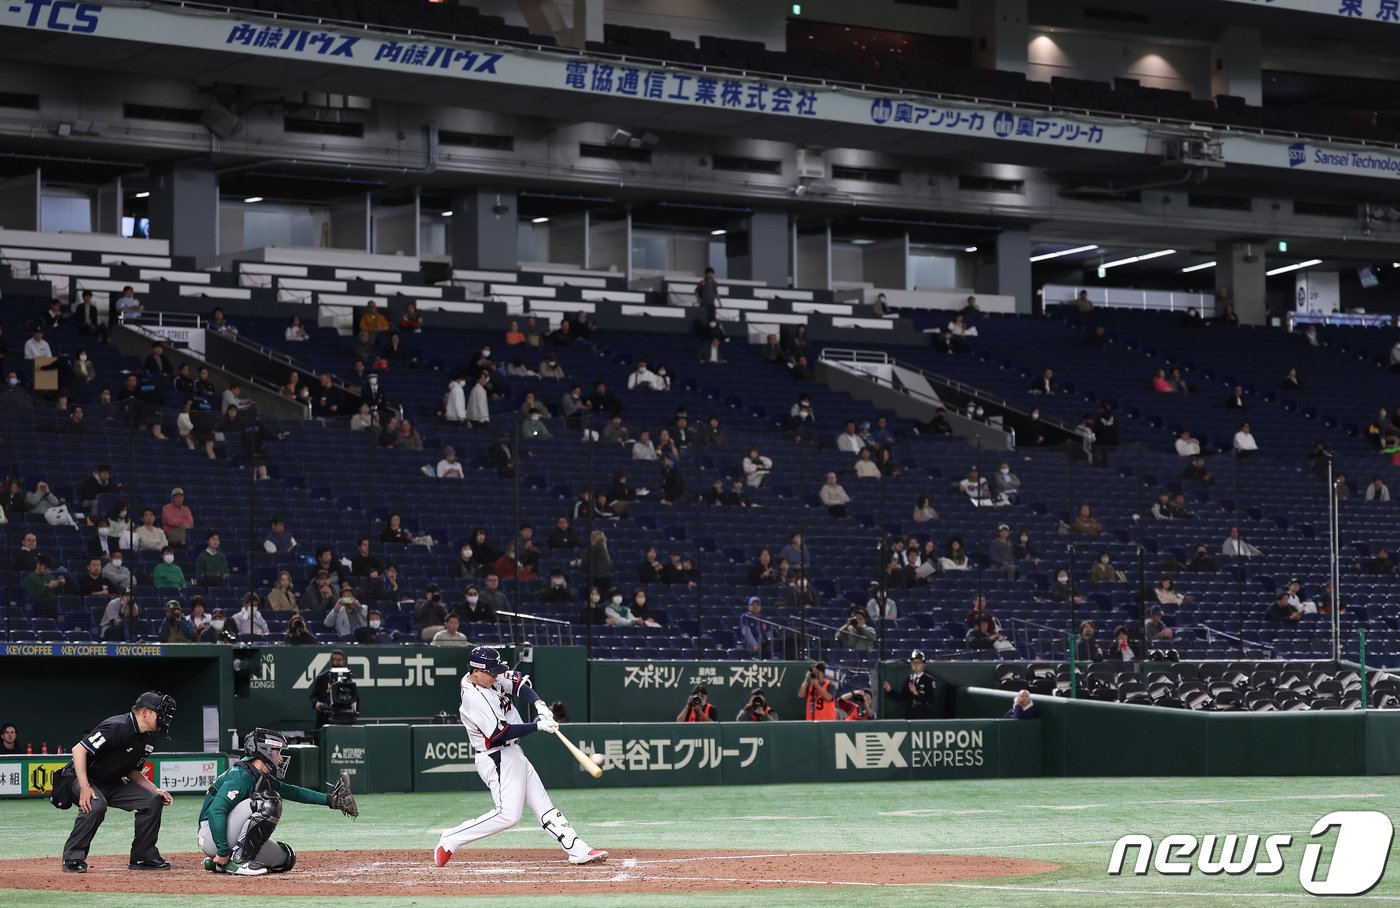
[
  {"left": 834, "top": 732, "right": 907, "bottom": 770},
  {"left": 1108, "top": 810, "right": 1394, "bottom": 896}
]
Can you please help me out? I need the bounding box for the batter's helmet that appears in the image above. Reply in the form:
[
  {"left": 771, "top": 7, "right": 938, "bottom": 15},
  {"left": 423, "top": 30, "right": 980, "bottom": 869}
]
[
  {"left": 468, "top": 646, "right": 508, "bottom": 675},
  {"left": 244, "top": 727, "right": 290, "bottom": 779},
  {"left": 133, "top": 691, "right": 176, "bottom": 735}
]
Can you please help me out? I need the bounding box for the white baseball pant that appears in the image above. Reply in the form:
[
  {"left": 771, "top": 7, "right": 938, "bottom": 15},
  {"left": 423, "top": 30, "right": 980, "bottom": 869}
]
[{"left": 438, "top": 745, "right": 591, "bottom": 860}]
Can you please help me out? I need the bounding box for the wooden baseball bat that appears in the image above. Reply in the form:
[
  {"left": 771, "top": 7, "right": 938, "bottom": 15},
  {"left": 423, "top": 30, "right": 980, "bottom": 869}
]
[{"left": 551, "top": 727, "right": 603, "bottom": 779}]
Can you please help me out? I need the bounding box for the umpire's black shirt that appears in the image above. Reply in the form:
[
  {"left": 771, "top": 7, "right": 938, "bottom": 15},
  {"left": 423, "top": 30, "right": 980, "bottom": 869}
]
[{"left": 79, "top": 712, "right": 155, "bottom": 785}]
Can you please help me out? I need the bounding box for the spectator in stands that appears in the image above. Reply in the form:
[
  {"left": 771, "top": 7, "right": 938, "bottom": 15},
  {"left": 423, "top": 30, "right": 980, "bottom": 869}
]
[
  {"left": 936, "top": 537, "right": 968, "bottom": 572},
  {"left": 74, "top": 289, "right": 106, "bottom": 342},
  {"left": 143, "top": 341, "right": 174, "bottom": 376},
  {"left": 284, "top": 612, "right": 315, "bottom": 646},
  {"left": 742, "top": 447, "right": 772, "bottom": 488},
  {"left": 836, "top": 607, "right": 877, "bottom": 653},
  {"left": 131, "top": 509, "right": 168, "bottom": 553},
  {"left": 910, "top": 494, "right": 940, "bottom": 523},
  {"left": 221, "top": 381, "right": 254, "bottom": 415},
  {"left": 1071, "top": 503, "right": 1103, "bottom": 535},
  {"left": 435, "top": 445, "right": 465, "bottom": 479},
  {"left": 42, "top": 300, "right": 64, "bottom": 328},
  {"left": 73, "top": 350, "right": 95, "bottom": 385},
  {"left": 1149, "top": 492, "right": 1183, "bottom": 521},
  {"left": 1283, "top": 367, "right": 1304, "bottom": 392},
  {"left": 279, "top": 372, "right": 302, "bottom": 402},
  {"left": 99, "top": 547, "right": 132, "bottom": 589},
  {"left": 537, "top": 352, "right": 565, "bottom": 380},
  {"left": 818, "top": 471, "right": 850, "bottom": 518},
  {"left": 312, "top": 372, "right": 344, "bottom": 419},
  {"left": 1151, "top": 369, "right": 1174, "bottom": 393},
  {"left": 441, "top": 373, "right": 468, "bottom": 425},
  {"left": 1221, "top": 525, "right": 1262, "bottom": 557},
  {"left": 1175, "top": 429, "right": 1202, "bottom": 457},
  {"left": 470, "top": 570, "right": 507, "bottom": 616},
  {"left": 263, "top": 516, "right": 298, "bottom": 554},
  {"left": 465, "top": 372, "right": 490, "bottom": 427},
  {"left": 324, "top": 590, "right": 368, "bottom": 637},
  {"left": 986, "top": 524, "right": 1017, "bottom": 579},
  {"left": 98, "top": 589, "right": 137, "bottom": 640},
  {"left": 356, "top": 301, "right": 388, "bottom": 340},
  {"left": 627, "top": 360, "right": 664, "bottom": 391},
  {"left": 579, "top": 528, "right": 613, "bottom": 590},
  {"left": 351, "top": 609, "right": 388, "bottom": 644},
  {"left": 777, "top": 532, "right": 805, "bottom": 570},
  {"left": 1074, "top": 620, "right": 1103, "bottom": 661},
  {"left": 695, "top": 266, "right": 719, "bottom": 311},
  {"left": 285, "top": 313, "right": 309, "bottom": 342},
  {"left": 739, "top": 596, "right": 773, "bottom": 659},
  {"left": 1182, "top": 455, "right": 1214, "bottom": 485},
  {"left": 209, "top": 307, "right": 238, "bottom": 338},
  {"left": 697, "top": 336, "right": 725, "bottom": 364},
  {"left": 395, "top": 417, "right": 423, "bottom": 450},
  {"left": 836, "top": 420, "right": 865, "bottom": 454},
  {"left": 636, "top": 545, "right": 665, "bottom": 585},
  {"left": 99, "top": 501, "right": 132, "bottom": 554},
  {"left": 349, "top": 330, "right": 377, "bottom": 364},
  {"left": 412, "top": 586, "right": 447, "bottom": 642},
  {"left": 1186, "top": 544, "right": 1218, "bottom": 573},
  {"left": 431, "top": 612, "right": 470, "bottom": 646},
  {"left": 1154, "top": 576, "right": 1193, "bottom": 608},
  {"left": 23, "top": 555, "right": 65, "bottom": 619},
  {"left": 77, "top": 464, "right": 121, "bottom": 514},
  {"left": 625, "top": 589, "right": 662, "bottom": 627},
  {"left": 1143, "top": 605, "right": 1174, "bottom": 641},
  {"left": 157, "top": 601, "right": 194, "bottom": 644},
  {"left": 1265, "top": 592, "right": 1302, "bottom": 623},
  {"left": 504, "top": 320, "right": 525, "bottom": 346},
  {"left": 1390, "top": 339, "right": 1400, "bottom": 372},
  {"left": 349, "top": 537, "right": 384, "bottom": 582},
  {"left": 195, "top": 531, "right": 230, "bottom": 584},
  {"left": 1366, "top": 476, "right": 1391, "bottom": 502},
  {"left": 23, "top": 325, "right": 50, "bottom": 361},
  {"left": 23, "top": 479, "right": 60, "bottom": 515},
  {"left": 1028, "top": 368, "right": 1054, "bottom": 395},
  {"left": 77, "top": 557, "right": 111, "bottom": 597},
  {"left": 301, "top": 570, "right": 334, "bottom": 612},
  {"left": 543, "top": 514, "right": 579, "bottom": 550},
  {"left": 378, "top": 513, "right": 414, "bottom": 547},
  {"left": 558, "top": 384, "right": 588, "bottom": 429},
  {"left": 1356, "top": 547, "right": 1394, "bottom": 575},
  {"left": 396, "top": 301, "right": 422, "bottom": 334},
  {"left": 1050, "top": 568, "right": 1083, "bottom": 605},
  {"left": 853, "top": 448, "right": 880, "bottom": 479},
  {"left": 265, "top": 570, "right": 298, "bottom": 613},
  {"left": 696, "top": 414, "right": 726, "bottom": 446},
  {"left": 992, "top": 461, "right": 1021, "bottom": 501},
  {"left": 745, "top": 548, "right": 779, "bottom": 587},
  {"left": 630, "top": 430, "right": 657, "bottom": 462},
  {"left": 588, "top": 380, "right": 621, "bottom": 416},
  {"left": 1225, "top": 384, "right": 1247, "bottom": 409}
]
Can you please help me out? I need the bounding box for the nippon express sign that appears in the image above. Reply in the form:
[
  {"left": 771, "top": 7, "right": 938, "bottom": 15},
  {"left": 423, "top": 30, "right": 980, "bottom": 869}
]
[
  {"left": 1108, "top": 810, "right": 1395, "bottom": 896},
  {"left": 1288, "top": 142, "right": 1400, "bottom": 177}
]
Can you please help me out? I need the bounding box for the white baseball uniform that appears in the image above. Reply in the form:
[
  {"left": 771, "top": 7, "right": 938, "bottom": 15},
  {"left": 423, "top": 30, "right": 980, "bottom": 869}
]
[{"left": 437, "top": 671, "right": 596, "bottom": 862}]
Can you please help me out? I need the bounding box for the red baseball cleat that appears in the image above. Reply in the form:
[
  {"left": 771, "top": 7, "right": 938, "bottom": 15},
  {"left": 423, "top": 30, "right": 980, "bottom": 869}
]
[
  {"left": 569, "top": 849, "right": 608, "bottom": 865},
  {"left": 434, "top": 845, "right": 453, "bottom": 868}
]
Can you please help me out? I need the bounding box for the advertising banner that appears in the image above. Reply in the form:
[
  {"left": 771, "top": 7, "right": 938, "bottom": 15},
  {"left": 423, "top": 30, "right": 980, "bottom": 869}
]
[{"left": 0, "top": 753, "right": 228, "bottom": 798}]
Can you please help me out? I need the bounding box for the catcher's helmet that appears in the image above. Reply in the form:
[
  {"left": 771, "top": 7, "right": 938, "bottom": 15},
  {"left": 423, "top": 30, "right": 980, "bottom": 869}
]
[
  {"left": 133, "top": 691, "right": 176, "bottom": 735},
  {"left": 244, "top": 727, "right": 291, "bottom": 779},
  {"left": 468, "top": 646, "right": 508, "bottom": 675}
]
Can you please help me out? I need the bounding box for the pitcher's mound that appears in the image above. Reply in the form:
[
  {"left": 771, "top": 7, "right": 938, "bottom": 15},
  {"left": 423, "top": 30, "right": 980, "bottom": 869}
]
[{"left": 0, "top": 849, "right": 1058, "bottom": 895}]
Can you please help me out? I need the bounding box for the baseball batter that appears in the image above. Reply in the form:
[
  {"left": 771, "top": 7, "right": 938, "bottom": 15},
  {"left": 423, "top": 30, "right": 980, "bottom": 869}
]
[{"left": 434, "top": 646, "right": 606, "bottom": 867}]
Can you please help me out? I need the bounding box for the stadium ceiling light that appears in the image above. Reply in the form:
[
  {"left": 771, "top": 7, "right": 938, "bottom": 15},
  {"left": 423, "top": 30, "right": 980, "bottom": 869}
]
[
  {"left": 710, "top": 229, "right": 727, "bottom": 236},
  {"left": 441, "top": 211, "right": 453, "bottom": 217},
  {"left": 964, "top": 246, "right": 978, "bottom": 253},
  {"left": 532, "top": 217, "right": 550, "bottom": 224},
  {"left": 1265, "top": 258, "right": 1323, "bottom": 276},
  {"left": 134, "top": 191, "right": 150, "bottom": 199},
  {"left": 243, "top": 196, "right": 263, "bottom": 203},
  {"left": 1029, "top": 244, "right": 1098, "bottom": 263},
  {"left": 1100, "top": 249, "right": 1177, "bottom": 270},
  {"left": 1181, "top": 261, "right": 1217, "bottom": 273},
  {"left": 850, "top": 239, "right": 875, "bottom": 246}
]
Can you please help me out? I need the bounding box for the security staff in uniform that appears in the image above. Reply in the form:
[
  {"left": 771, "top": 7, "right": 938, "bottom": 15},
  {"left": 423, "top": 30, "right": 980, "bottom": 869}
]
[
  {"left": 882, "top": 650, "right": 937, "bottom": 719},
  {"left": 58, "top": 691, "right": 176, "bottom": 873}
]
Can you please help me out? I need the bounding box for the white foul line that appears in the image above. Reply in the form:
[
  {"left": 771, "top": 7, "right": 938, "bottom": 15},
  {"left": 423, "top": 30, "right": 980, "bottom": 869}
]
[{"left": 927, "top": 882, "right": 1400, "bottom": 902}]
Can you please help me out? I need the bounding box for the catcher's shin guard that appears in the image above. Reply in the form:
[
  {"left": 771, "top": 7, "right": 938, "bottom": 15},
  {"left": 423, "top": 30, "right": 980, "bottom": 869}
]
[
  {"left": 232, "top": 789, "right": 283, "bottom": 865},
  {"left": 266, "top": 842, "right": 296, "bottom": 873}
]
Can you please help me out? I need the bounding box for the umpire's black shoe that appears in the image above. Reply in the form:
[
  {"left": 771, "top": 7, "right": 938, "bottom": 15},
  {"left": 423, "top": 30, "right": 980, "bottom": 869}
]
[
  {"left": 62, "top": 860, "right": 87, "bottom": 873},
  {"left": 128, "top": 858, "right": 172, "bottom": 871}
]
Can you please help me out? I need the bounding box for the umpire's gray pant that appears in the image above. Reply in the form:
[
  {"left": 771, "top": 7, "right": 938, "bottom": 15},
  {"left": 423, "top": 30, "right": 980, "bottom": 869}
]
[
  {"left": 197, "top": 800, "right": 290, "bottom": 869},
  {"left": 62, "top": 777, "right": 165, "bottom": 863}
]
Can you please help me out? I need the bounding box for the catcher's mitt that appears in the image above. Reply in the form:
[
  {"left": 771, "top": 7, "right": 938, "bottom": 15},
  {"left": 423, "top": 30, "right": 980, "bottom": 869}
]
[{"left": 328, "top": 770, "right": 359, "bottom": 819}]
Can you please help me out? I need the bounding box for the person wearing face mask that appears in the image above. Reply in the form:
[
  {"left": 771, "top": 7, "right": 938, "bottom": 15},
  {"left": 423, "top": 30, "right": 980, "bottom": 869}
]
[
  {"left": 151, "top": 547, "right": 188, "bottom": 589},
  {"left": 459, "top": 587, "right": 498, "bottom": 623},
  {"left": 412, "top": 584, "right": 449, "bottom": 641},
  {"left": 232, "top": 593, "right": 270, "bottom": 639},
  {"left": 992, "top": 461, "right": 1021, "bottom": 502},
  {"left": 101, "top": 501, "right": 133, "bottom": 554},
  {"left": 626, "top": 589, "right": 662, "bottom": 627},
  {"left": 209, "top": 607, "right": 241, "bottom": 643},
  {"left": 521, "top": 409, "right": 552, "bottom": 440},
  {"left": 603, "top": 588, "right": 639, "bottom": 626},
  {"left": 353, "top": 610, "right": 390, "bottom": 644},
  {"left": 1049, "top": 568, "right": 1084, "bottom": 606},
  {"left": 100, "top": 551, "right": 133, "bottom": 591},
  {"left": 1022, "top": 408, "right": 1049, "bottom": 447}
]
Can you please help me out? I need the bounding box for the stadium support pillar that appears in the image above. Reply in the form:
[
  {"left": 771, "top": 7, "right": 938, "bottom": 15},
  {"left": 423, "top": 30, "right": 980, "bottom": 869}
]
[
  {"left": 1215, "top": 240, "right": 1266, "bottom": 325},
  {"left": 451, "top": 189, "right": 518, "bottom": 271},
  {"left": 973, "top": 0, "right": 1028, "bottom": 75},
  {"left": 730, "top": 210, "right": 789, "bottom": 287},
  {"left": 148, "top": 162, "right": 217, "bottom": 269},
  {"left": 992, "top": 228, "right": 1032, "bottom": 314},
  {"left": 1211, "top": 27, "right": 1262, "bottom": 106}
]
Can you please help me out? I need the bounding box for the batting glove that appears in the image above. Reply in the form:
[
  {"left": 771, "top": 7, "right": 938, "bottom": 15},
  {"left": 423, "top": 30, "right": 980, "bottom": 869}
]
[
  {"left": 535, "top": 713, "right": 559, "bottom": 734},
  {"left": 533, "top": 700, "right": 553, "bottom": 718}
]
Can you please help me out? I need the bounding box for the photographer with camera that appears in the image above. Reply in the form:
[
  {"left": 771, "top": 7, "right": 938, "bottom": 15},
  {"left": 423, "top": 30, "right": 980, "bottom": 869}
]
[
  {"left": 735, "top": 688, "right": 777, "bottom": 721},
  {"left": 835, "top": 607, "right": 877, "bottom": 653},
  {"left": 797, "top": 662, "right": 837, "bottom": 721},
  {"left": 414, "top": 583, "right": 448, "bottom": 641},
  {"left": 309, "top": 650, "right": 360, "bottom": 730},
  {"left": 675, "top": 685, "right": 717, "bottom": 722},
  {"left": 836, "top": 689, "right": 876, "bottom": 721}
]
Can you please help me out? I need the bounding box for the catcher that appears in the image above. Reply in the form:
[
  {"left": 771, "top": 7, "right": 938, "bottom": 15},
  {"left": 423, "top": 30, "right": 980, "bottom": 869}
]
[{"left": 196, "top": 728, "right": 358, "bottom": 875}]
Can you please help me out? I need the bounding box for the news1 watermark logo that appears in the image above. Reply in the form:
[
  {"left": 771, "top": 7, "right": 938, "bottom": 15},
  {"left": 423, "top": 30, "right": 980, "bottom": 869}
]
[{"left": 1107, "top": 811, "right": 1394, "bottom": 896}]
